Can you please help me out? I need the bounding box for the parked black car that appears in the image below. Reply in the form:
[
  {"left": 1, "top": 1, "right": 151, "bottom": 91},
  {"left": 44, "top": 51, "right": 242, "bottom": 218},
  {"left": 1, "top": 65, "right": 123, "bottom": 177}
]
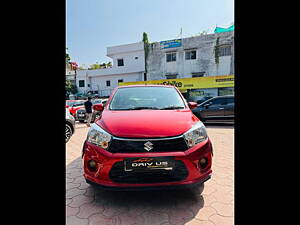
[
  {"left": 192, "top": 95, "right": 234, "bottom": 123},
  {"left": 196, "top": 96, "right": 214, "bottom": 104}
]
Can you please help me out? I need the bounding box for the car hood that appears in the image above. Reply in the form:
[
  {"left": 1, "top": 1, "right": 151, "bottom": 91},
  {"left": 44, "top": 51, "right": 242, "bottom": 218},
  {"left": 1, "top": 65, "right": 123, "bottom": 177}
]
[
  {"left": 74, "top": 105, "right": 85, "bottom": 109},
  {"left": 96, "top": 109, "right": 199, "bottom": 138}
]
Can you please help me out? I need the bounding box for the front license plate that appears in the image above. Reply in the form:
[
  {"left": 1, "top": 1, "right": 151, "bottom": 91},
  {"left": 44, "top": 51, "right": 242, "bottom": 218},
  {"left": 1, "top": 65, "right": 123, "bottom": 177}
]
[
  {"left": 79, "top": 114, "right": 85, "bottom": 117},
  {"left": 124, "top": 157, "right": 175, "bottom": 172}
]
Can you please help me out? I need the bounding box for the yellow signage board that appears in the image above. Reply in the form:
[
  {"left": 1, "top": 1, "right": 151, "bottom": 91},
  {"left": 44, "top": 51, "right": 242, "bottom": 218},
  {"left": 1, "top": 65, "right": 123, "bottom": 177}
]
[{"left": 119, "top": 75, "right": 234, "bottom": 90}]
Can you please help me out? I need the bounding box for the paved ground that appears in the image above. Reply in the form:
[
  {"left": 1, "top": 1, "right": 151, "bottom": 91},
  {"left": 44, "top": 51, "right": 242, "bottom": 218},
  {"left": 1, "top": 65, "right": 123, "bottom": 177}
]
[{"left": 66, "top": 122, "right": 234, "bottom": 225}]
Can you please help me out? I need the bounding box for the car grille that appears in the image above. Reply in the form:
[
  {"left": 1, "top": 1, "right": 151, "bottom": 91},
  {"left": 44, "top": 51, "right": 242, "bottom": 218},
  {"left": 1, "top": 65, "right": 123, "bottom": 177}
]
[
  {"left": 76, "top": 110, "right": 86, "bottom": 116},
  {"left": 109, "top": 160, "right": 188, "bottom": 184},
  {"left": 108, "top": 136, "right": 188, "bottom": 153}
]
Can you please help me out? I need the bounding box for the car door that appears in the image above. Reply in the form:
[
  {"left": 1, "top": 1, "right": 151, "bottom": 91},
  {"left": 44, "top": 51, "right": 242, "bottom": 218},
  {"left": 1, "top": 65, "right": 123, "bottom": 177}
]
[
  {"left": 201, "top": 97, "right": 226, "bottom": 120},
  {"left": 224, "top": 97, "right": 234, "bottom": 119}
]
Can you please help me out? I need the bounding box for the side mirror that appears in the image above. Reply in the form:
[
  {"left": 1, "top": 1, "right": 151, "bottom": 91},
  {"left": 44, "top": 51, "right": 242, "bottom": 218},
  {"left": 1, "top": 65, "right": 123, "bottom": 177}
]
[
  {"left": 188, "top": 102, "right": 198, "bottom": 110},
  {"left": 66, "top": 105, "right": 69, "bottom": 108},
  {"left": 93, "top": 103, "right": 104, "bottom": 112}
]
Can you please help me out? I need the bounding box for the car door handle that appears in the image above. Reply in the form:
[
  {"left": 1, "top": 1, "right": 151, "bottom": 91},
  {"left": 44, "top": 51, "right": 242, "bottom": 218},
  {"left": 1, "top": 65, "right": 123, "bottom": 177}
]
[{"left": 219, "top": 108, "right": 224, "bottom": 110}]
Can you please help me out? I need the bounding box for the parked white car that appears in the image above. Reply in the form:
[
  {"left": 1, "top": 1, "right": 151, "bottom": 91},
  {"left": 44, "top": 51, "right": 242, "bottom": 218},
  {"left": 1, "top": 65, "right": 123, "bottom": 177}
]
[{"left": 66, "top": 108, "right": 76, "bottom": 142}]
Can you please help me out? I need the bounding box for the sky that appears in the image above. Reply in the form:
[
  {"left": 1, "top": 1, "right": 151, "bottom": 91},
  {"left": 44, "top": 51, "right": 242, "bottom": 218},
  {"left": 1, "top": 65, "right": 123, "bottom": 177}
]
[{"left": 66, "top": 0, "right": 234, "bottom": 67}]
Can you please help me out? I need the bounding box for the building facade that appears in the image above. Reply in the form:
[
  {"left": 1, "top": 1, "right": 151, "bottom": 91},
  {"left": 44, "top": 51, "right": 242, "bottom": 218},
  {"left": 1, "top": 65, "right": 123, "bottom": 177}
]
[
  {"left": 143, "top": 31, "right": 234, "bottom": 101},
  {"left": 76, "top": 42, "right": 145, "bottom": 96},
  {"left": 66, "top": 63, "right": 76, "bottom": 85},
  {"left": 147, "top": 31, "right": 234, "bottom": 79},
  {"left": 75, "top": 31, "right": 234, "bottom": 100}
]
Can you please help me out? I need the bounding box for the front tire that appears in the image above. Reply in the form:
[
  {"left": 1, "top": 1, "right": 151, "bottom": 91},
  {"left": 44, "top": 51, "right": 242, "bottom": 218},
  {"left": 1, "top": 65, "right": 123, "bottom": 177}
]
[
  {"left": 85, "top": 179, "right": 98, "bottom": 188},
  {"left": 191, "top": 183, "right": 204, "bottom": 195},
  {"left": 79, "top": 120, "right": 85, "bottom": 123},
  {"left": 65, "top": 124, "right": 73, "bottom": 143}
]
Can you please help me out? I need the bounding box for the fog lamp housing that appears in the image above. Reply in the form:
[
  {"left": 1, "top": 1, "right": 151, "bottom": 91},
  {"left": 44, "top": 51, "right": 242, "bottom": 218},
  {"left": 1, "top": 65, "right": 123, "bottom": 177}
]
[
  {"left": 87, "top": 160, "right": 97, "bottom": 172},
  {"left": 199, "top": 157, "right": 208, "bottom": 169}
]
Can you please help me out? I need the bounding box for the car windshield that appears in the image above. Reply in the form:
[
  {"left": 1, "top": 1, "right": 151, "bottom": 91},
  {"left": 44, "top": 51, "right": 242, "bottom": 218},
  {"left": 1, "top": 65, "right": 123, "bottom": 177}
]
[
  {"left": 109, "top": 86, "right": 186, "bottom": 110},
  {"left": 92, "top": 99, "right": 102, "bottom": 104},
  {"left": 74, "top": 101, "right": 84, "bottom": 106},
  {"left": 66, "top": 101, "right": 75, "bottom": 107},
  {"left": 68, "top": 101, "right": 83, "bottom": 106}
]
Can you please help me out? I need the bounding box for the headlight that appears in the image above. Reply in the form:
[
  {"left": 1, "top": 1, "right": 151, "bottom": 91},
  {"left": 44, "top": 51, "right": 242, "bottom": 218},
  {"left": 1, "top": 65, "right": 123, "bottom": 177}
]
[
  {"left": 86, "top": 123, "right": 111, "bottom": 149},
  {"left": 183, "top": 121, "right": 208, "bottom": 148}
]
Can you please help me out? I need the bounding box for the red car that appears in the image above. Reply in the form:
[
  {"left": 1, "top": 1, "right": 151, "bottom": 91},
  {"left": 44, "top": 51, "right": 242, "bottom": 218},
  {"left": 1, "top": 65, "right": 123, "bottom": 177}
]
[
  {"left": 66, "top": 100, "right": 85, "bottom": 117},
  {"left": 82, "top": 85, "right": 213, "bottom": 191}
]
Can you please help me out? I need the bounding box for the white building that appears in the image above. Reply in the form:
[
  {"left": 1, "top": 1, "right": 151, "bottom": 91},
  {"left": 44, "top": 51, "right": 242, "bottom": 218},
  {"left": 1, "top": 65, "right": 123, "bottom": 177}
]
[
  {"left": 66, "top": 64, "right": 76, "bottom": 84},
  {"left": 147, "top": 31, "right": 234, "bottom": 80},
  {"left": 76, "top": 42, "right": 145, "bottom": 96},
  {"left": 75, "top": 31, "right": 233, "bottom": 99},
  {"left": 145, "top": 31, "right": 234, "bottom": 99}
]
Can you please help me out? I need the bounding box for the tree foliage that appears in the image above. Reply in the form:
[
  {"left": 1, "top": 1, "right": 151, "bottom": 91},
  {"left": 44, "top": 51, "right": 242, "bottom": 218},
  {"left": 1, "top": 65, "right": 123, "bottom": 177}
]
[
  {"left": 66, "top": 80, "right": 77, "bottom": 94},
  {"left": 88, "top": 61, "right": 112, "bottom": 70},
  {"left": 142, "top": 32, "right": 150, "bottom": 72},
  {"left": 66, "top": 47, "right": 71, "bottom": 64},
  {"left": 89, "top": 63, "right": 101, "bottom": 70},
  {"left": 214, "top": 37, "right": 220, "bottom": 64}
]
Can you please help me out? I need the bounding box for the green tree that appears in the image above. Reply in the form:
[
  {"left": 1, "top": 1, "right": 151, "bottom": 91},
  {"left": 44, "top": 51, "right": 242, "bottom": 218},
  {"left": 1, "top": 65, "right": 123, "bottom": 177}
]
[
  {"left": 66, "top": 80, "right": 77, "bottom": 94},
  {"left": 89, "top": 63, "right": 101, "bottom": 70},
  {"left": 89, "top": 61, "right": 112, "bottom": 70},
  {"left": 142, "top": 32, "right": 150, "bottom": 78},
  {"left": 66, "top": 47, "right": 71, "bottom": 64},
  {"left": 214, "top": 37, "right": 220, "bottom": 64}
]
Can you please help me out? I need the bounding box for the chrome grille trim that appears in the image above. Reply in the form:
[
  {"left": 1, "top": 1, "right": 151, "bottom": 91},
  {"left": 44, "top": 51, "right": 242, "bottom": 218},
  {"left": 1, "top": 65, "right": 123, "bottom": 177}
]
[{"left": 112, "top": 135, "right": 184, "bottom": 141}]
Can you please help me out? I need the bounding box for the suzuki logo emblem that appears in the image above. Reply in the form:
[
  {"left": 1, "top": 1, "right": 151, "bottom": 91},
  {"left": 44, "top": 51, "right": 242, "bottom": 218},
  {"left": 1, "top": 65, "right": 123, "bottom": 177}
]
[{"left": 144, "top": 141, "right": 153, "bottom": 151}]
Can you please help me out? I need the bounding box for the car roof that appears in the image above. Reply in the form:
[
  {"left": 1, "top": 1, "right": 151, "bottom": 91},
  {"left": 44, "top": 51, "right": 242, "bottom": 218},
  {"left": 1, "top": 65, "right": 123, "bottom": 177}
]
[
  {"left": 117, "top": 84, "right": 175, "bottom": 88},
  {"left": 208, "top": 95, "right": 234, "bottom": 99},
  {"left": 198, "top": 95, "right": 234, "bottom": 105}
]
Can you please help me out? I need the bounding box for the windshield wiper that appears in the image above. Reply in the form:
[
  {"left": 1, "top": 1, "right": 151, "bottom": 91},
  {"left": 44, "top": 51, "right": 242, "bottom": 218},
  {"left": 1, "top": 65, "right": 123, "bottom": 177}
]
[
  {"left": 128, "top": 106, "right": 160, "bottom": 110},
  {"left": 159, "top": 106, "right": 185, "bottom": 110}
]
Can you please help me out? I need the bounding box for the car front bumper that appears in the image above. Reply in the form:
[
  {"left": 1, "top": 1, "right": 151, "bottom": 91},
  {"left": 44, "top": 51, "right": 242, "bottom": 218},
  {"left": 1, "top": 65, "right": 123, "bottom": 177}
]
[
  {"left": 76, "top": 113, "right": 87, "bottom": 121},
  {"left": 82, "top": 138, "right": 213, "bottom": 189},
  {"left": 85, "top": 174, "right": 211, "bottom": 191}
]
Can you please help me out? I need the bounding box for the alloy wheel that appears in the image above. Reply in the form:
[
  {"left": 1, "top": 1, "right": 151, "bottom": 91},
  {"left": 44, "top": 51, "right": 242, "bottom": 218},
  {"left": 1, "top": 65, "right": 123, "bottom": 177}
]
[{"left": 66, "top": 124, "right": 72, "bottom": 143}]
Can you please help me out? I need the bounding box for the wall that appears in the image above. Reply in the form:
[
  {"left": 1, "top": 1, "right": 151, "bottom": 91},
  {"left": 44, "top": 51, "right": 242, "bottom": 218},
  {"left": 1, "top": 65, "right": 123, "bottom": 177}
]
[
  {"left": 90, "top": 72, "right": 143, "bottom": 96},
  {"left": 76, "top": 71, "right": 144, "bottom": 94},
  {"left": 76, "top": 42, "right": 145, "bottom": 95},
  {"left": 107, "top": 41, "right": 145, "bottom": 73},
  {"left": 147, "top": 31, "right": 234, "bottom": 80}
]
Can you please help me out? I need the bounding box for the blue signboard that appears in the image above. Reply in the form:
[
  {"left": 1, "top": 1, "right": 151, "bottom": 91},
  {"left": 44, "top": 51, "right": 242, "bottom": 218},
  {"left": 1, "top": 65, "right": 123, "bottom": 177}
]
[{"left": 160, "top": 39, "right": 182, "bottom": 49}]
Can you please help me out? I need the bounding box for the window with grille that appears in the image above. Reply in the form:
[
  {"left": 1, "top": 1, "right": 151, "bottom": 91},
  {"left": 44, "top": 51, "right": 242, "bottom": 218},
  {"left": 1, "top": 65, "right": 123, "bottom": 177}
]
[
  {"left": 165, "top": 74, "right": 178, "bottom": 79},
  {"left": 219, "top": 45, "right": 232, "bottom": 56},
  {"left": 185, "top": 50, "right": 197, "bottom": 60},
  {"left": 192, "top": 72, "right": 205, "bottom": 77},
  {"left": 166, "top": 52, "right": 176, "bottom": 62},
  {"left": 79, "top": 80, "right": 85, "bottom": 87},
  {"left": 117, "top": 59, "right": 124, "bottom": 66}
]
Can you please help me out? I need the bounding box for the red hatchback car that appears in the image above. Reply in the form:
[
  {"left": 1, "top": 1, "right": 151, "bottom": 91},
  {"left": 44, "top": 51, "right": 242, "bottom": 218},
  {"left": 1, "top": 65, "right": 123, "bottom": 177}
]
[
  {"left": 66, "top": 100, "right": 85, "bottom": 117},
  {"left": 82, "top": 85, "right": 213, "bottom": 191}
]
